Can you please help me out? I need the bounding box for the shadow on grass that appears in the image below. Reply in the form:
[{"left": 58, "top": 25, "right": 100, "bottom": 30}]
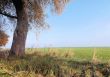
[{"left": 0, "top": 52, "right": 110, "bottom": 77}]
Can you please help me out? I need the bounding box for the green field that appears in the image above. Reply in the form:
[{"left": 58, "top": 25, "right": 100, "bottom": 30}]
[
  {"left": 0, "top": 47, "right": 110, "bottom": 77},
  {"left": 26, "top": 47, "right": 110, "bottom": 63}
]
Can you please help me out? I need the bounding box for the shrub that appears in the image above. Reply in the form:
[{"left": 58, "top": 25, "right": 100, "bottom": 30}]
[{"left": 0, "top": 30, "right": 9, "bottom": 46}]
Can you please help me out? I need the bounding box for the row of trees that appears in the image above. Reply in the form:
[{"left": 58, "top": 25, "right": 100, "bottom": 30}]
[{"left": 0, "top": 0, "right": 69, "bottom": 57}]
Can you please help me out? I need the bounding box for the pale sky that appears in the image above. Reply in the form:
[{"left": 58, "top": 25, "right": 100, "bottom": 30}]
[{"left": 6, "top": 0, "right": 110, "bottom": 48}]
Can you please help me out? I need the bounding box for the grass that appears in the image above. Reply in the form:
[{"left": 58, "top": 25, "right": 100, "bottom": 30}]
[
  {"left": 26, "top": 47, "right": 110, "bottom": 62},
  {"left": 0, "top": 47, "right": 110, "bottom": 77}
]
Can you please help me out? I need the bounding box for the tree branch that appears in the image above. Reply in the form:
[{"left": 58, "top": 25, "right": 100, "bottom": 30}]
[{"left": 0, "top": 11, "right": 17, "bottom": 19}]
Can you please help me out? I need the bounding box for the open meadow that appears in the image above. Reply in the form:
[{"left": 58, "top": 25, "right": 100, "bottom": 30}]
[
  {"left": 26, "top": 47, "right": 110, "bottom": 63},
  {"left": 0, "top": 47, "right": 110, "bottom": 77}
]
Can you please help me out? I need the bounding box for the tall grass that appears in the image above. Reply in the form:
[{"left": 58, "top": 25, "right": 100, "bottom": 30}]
[
  {"left": 26, "top": 47, "right": 110, "bottom": 62},
  {"left": 0, "top": 47, "right": 110, "bottom": 77}
]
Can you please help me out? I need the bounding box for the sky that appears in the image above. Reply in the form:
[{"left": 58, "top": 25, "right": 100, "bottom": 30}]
[{"left": 6, "top": 0, "right": 110, "bottom": 48}]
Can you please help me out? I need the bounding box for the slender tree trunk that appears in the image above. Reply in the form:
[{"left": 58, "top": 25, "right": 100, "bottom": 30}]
[{"left": 10, "top": 0, "right": 28, "bottom": 57}]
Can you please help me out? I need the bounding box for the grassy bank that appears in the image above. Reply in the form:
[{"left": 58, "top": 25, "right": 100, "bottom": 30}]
[{"left": 0, "top": 47, "right": 110, "bottom": 77}]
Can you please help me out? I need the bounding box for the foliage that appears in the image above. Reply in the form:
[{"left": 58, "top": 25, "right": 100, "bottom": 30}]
[
  {"left": 0, "top": 30, "right": 8, "bottom": 46},
  {"left": 0, "top": 0, "right": 69, "bottom": 30}
]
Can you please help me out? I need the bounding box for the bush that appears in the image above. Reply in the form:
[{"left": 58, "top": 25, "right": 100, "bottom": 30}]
[{"left": 0, "top": 30, "right": 9, "bottom": 46}]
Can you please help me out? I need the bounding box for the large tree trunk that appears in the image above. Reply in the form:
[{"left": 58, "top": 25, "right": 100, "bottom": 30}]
[{"left": 10, "top": 0, "right": 28, "bottom": 57}]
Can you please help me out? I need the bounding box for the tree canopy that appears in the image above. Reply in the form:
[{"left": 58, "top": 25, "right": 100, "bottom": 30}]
[{"left": 0, "top": 0, "right": 69, "bottom": 29}]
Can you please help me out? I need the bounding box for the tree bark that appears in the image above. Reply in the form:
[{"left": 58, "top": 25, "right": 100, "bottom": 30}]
[{"left": 10, "top": 0, "right": 28, "bottom": 57}]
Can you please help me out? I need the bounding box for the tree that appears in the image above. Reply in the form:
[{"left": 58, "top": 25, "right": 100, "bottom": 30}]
[
  {"left": 0, "top": 0, "right": 69, "bottom": 57},
  {"left": 0, "top": 30, "right": 8, "bottom": 46}
]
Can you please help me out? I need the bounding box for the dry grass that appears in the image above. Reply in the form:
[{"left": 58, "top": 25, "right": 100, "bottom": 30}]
[
  {"left": 0, "top": 48, "right": 110, "bottom": 77},
  {"left": 0, "top": 50, "right": 9, "bottom": 59},
  {"left": 92, "top": 48, "right": 101, "bottom": 64}
]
